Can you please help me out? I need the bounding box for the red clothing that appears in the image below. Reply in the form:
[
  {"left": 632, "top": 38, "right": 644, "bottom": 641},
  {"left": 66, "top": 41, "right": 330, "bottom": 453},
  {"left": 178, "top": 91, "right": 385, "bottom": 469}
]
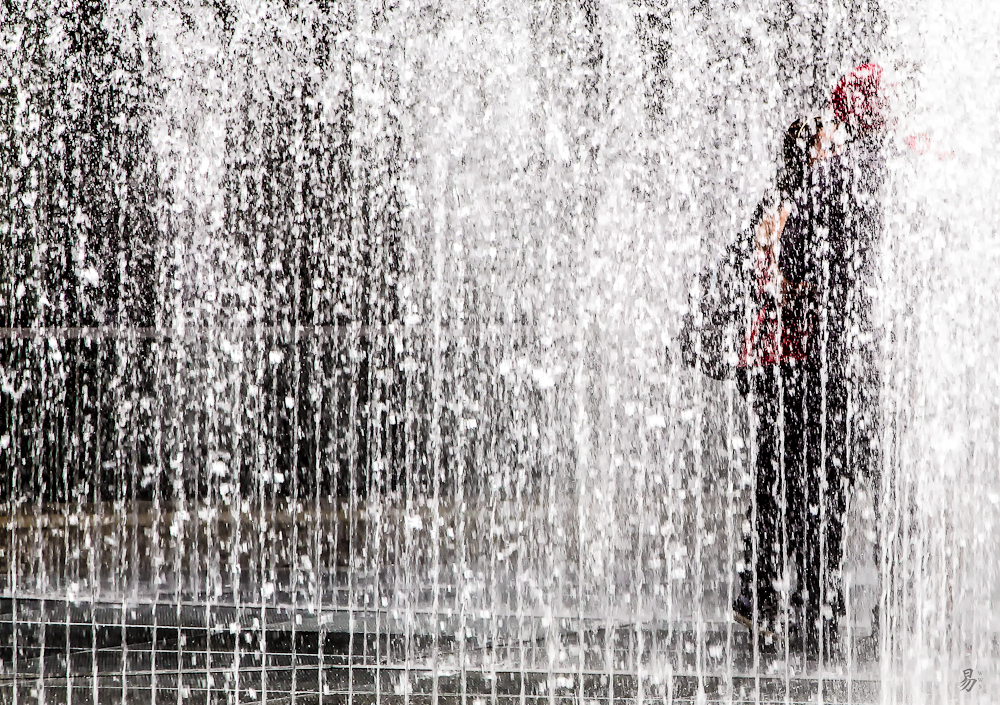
[{"left": 738, "top": 233, "right": 813, "bottom": 368}]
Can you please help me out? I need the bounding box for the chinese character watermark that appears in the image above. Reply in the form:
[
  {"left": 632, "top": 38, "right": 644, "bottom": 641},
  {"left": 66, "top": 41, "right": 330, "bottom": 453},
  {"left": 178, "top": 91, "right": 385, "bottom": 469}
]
[{"left": 959, "top": 669, "right": 977, "bottom": 693}]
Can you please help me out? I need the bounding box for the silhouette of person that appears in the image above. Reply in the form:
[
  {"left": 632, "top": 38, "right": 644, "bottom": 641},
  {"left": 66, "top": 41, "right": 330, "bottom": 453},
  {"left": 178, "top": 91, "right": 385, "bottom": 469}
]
[{"left": 735, "top": 64, "right": 889, "bottom": 658}]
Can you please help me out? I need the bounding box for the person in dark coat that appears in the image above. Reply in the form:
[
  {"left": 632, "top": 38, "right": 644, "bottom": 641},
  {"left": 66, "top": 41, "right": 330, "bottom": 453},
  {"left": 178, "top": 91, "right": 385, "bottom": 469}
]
[
  {"left": 679, "top": 116, "right": 822, "bottom": 388},
  {"left": 734, "top": 64, "right": 889, "bottom": 657}
]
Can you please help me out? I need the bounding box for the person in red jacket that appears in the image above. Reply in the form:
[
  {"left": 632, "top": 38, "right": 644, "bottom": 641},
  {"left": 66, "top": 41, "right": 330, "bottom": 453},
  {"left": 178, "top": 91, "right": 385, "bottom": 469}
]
[{"left": 734, "top": 63, "right": 889, "bottom": 658}]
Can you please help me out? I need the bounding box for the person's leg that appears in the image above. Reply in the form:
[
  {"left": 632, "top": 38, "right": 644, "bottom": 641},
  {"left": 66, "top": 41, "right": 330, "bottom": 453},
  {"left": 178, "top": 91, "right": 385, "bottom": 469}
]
[
  {"left": 853, "top": 358, "right": 882, "bottom": 654},
  {"left": 866, "top": 459, "right": 882, "bottom": 656},
  {"left": 741, "top": 367, "right": 782, "bottom": 623},
  {"left": 813, "top": 366, "right": 850, "bottom": 657},
  {"left": 823, "top": 469, "right": 849, "bottom": 655},
  {"left": 778, "top": 362, "right": 808, "bottom": 638}
]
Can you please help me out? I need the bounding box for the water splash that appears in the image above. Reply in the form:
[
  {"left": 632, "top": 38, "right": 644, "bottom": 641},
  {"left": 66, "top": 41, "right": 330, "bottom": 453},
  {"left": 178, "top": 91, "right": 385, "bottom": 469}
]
[{"left": 1, "top": 0, "right": 998, "bottom": 702}]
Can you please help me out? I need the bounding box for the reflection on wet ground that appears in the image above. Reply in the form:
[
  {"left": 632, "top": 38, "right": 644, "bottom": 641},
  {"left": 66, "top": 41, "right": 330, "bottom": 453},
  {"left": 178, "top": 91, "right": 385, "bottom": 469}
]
[{"left": 2, "top": 597, "right": 879, "bottom": 704}]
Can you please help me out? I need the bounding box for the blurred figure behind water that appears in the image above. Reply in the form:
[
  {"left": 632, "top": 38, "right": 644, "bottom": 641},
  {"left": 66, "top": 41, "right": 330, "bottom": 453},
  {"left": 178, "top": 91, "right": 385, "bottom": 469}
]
[{"left": 737, "top": 64, "right": 889, "bottom": 659}]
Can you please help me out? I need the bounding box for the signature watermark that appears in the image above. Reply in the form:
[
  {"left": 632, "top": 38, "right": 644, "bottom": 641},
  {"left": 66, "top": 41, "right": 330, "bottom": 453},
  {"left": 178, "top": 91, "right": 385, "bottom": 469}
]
[{"left": 959, "top": 668, "right": 977, "bottom": 693}]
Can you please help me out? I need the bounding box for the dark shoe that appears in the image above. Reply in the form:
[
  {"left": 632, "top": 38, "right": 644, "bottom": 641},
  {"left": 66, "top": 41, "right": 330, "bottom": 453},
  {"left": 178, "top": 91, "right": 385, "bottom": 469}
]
[
  {"left": 733, "top": 594, "right": 755, "bottom": 630},
  {"left": 787, "top": 622, "right": 818, "bottom": 659},
  {"left": 733, "top": 594, "right": 783, "bottom": 647},
  {"left": 787, "top": 611, "right": 845, "bottom": 664}
]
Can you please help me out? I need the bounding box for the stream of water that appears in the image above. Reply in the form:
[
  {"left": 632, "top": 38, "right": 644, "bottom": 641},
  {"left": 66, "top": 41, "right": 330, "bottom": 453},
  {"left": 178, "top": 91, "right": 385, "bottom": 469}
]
[{"left": 1, "top": 0, "right": 998, "bottom": 702}]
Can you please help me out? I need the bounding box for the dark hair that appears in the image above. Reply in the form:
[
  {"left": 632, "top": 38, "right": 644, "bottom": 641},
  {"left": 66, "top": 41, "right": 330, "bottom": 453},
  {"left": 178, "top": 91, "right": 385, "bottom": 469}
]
[{"left": 776, "top": 116, "right": 822, "bottom": 198}]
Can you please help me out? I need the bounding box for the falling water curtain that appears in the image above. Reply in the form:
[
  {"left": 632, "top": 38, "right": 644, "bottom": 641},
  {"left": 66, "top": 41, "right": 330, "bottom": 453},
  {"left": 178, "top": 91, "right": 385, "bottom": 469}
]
[
  {"left": 635, "top": 0, "right": 892, "bottom": 672},
  {"left": 0, "top": 0, "right": 160, "bottom": 512},
  {"left": 5, "top": 0, "right": 999, "bottom": 701},
  {"left": 0, "top": 0, "right": 407, "bottom": 596},
  {"left": 875, "top": 1, "right": 1000, "bottom": 699}
]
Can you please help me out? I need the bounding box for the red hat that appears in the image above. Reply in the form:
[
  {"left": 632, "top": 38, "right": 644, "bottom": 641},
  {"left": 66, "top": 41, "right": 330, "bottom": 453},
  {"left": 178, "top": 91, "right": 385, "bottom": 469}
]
[{"left": 831, "top": 63, "right": 889, "bottom": 134}]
